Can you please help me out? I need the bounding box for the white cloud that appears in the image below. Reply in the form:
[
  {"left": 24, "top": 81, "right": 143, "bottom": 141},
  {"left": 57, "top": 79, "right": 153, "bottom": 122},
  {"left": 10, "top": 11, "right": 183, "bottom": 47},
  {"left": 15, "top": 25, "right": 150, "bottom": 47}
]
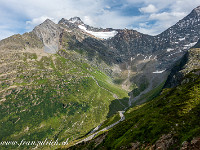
[
  {"left": 149, "top": 12, "right": 186, "bottom": 21},
  {"left": 139, "top": 4, "right": 158, "bottom": 13},
  {"left": 83, "top": 16, "right": 95, "bottom": 26},
  {"left": 26, "top": 16, "right": 57, "bottom": 30},
  {"left": 135, "top": 11, "right": 187, "bottom": 35},
  {"left": 128, "top": 0, "right": 200, "bottom": 35}
]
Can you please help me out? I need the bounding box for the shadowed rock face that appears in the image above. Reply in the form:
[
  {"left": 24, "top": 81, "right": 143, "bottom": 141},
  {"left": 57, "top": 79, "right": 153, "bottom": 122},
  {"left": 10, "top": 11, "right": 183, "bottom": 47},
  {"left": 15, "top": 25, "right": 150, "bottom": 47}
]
[
  {"left": 164, "top": 42, "right": 200, "bottom": 88},
  {"left": 105, "top": 5, "right": 200, "bottom": 69}
]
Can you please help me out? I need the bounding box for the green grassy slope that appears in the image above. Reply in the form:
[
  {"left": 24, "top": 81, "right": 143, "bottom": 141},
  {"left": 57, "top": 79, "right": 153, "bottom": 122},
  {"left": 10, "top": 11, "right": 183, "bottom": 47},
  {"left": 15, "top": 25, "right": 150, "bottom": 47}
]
[
  {"left": 0, "top": 46, "right": 128, "bottom": 149},
  {"left": 67, "top": 69, "right": 200, "bottom": 150}
]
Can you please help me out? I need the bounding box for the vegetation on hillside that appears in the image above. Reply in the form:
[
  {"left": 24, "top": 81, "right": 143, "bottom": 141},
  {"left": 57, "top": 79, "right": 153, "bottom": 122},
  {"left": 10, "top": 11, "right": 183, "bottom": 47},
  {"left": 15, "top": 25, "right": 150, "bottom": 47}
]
[
  {"left": 0, "top": 48, "right": 128, "bottom": 149},
  {"left": 67, "top": 69, "right": 200, "bottom": 149}
]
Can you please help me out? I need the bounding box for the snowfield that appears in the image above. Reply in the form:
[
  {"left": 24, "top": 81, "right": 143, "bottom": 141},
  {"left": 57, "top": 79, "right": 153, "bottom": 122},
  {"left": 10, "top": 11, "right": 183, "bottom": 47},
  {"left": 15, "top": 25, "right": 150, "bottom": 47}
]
[
  {"left": 152, "top": 70, "right": 166, "bottom": 74},
  {"left": 78, "top": 25, "right": 118, "bottom": 40}
]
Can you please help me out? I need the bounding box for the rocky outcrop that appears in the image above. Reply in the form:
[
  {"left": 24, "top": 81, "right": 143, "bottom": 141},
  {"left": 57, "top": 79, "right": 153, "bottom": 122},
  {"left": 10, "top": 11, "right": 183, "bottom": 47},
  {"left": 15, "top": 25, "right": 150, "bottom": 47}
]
[
  {"left": 33, "top": 19, "right": 62, "bottom": 53},
  {"left": 164, "top": 46, "right": 200, "bottom": 88},
  {"left": 181, "top": 137, "right": 200, "bottom": 150},
  {"left": 151, "top": 134, "right": 177, "bottom": 150}
]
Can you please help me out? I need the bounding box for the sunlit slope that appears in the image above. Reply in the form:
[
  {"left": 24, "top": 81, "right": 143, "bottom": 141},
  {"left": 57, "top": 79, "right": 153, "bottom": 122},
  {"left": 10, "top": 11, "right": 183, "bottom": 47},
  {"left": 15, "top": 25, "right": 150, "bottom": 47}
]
[{"left": 0, "top": 42, "right": 128, "bottom": 148}]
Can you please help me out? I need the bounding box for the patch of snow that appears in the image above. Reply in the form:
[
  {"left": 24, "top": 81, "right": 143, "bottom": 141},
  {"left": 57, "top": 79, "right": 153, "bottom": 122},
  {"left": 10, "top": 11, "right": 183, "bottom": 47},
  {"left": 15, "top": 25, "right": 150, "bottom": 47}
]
[
  {"left": 179, "top": 37, "right": 185, "bottom": 41},
  {"left": 167, "top": 48, "right": 174, "bottom": 52},
  {"left": 78, "top": 25, "right": 87, "bottom": 30},
  {"left": 184, "top": 42, "right": 197, "bottom": 47},
  {"left": 69, "top": 20, "right": 76, "bottom": 23},
  {"left": 152, "top": 70, "right": 165, "bottom": 74},
  {"left": 131, "top": 57, "right": 135, "bottom": 61},
  {"left": 168, "top": 50, "right": 183, "bottom": 57},
  {"left": 69, "top": 17, "right": 80, "bottom": 23},
  {"left": 78, "top": 25, "right": 118, "bottom": 39}
]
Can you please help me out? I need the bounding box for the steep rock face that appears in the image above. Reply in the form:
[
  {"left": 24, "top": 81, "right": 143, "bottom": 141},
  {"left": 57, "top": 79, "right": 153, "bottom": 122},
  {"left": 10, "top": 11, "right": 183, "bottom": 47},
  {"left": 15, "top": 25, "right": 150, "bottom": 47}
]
[
  {"left": 105, "top": 29, "right": 154, "bottom": 63},
  {"left": 106, "top": 6, "right": 200, "bottom": 69},
  {"left": 152, "top": 6, "right": 200, "bottom": 69},
  {"left": 33, "top": 19, "right": 62, "bottom": 53},
  {"left": 164, "top": 41, "right": 200, "bottom": 88},
  {"left": 59, "top": 18, "right": 81, "bottom": 30},
  {"left": 68, "top": 17, "right": 84, "bottom": 25}
]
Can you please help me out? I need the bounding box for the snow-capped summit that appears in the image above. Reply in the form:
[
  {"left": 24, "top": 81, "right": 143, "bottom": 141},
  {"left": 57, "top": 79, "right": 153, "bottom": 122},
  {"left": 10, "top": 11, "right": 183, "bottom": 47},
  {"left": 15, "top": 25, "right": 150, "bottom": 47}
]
[
  {"left": 58, "top": 17, "right": 118, "bottom": 40},
  {"left": 58, "top": 17, "right": 83, "bottom": 27},
  {"left": 69, "top": 17, "right": 83, "bottom": 24}
]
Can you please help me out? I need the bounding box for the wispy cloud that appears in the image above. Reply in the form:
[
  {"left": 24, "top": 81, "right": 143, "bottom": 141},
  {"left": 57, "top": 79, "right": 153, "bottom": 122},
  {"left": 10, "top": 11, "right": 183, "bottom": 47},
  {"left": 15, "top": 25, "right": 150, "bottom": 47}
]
[
  {"left": 0, "top": 0, "right": 199, "bottom": 40},
  {"left": 139, "top": 4, "right": 158, "bottom": 13},
  {"left": 128, "top": 0, "right": 200, "bottom": 35}
]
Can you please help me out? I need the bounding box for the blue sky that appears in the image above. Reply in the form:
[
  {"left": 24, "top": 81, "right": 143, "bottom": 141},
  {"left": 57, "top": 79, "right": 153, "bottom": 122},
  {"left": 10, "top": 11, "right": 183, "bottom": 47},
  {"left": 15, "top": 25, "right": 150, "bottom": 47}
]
[{"left": 0, "top": 0, "right": 200, "bottom": 40}]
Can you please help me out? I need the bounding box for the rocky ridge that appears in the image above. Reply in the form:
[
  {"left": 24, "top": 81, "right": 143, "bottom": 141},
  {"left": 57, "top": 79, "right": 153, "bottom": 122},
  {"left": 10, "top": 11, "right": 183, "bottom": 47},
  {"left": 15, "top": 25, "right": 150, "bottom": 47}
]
[{"left": 164, "top": 39, "right": 200, "bottom": 88}]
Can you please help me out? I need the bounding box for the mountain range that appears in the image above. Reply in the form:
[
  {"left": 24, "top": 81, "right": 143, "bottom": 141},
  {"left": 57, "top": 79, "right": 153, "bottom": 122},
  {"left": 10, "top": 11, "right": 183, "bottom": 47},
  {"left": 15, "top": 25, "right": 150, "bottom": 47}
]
[{"left": 0, "top": 4, "right": 200, "bottom": 150}]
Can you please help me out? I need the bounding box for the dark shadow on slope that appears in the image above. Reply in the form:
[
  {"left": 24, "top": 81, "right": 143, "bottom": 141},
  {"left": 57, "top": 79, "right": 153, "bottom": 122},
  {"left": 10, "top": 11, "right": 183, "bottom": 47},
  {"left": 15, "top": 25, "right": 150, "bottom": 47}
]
[
  {"left": 192, "top": 39, "right": 200, "bottom": 48},
  {"left": 68, "top": 36, "right": 116, "bottom": 65},
  {"left": 107, "top": 97, "right": 129, "bottom": 118},
  {"left": 163, "top": 51, "right": 189, "bottom": 88}
]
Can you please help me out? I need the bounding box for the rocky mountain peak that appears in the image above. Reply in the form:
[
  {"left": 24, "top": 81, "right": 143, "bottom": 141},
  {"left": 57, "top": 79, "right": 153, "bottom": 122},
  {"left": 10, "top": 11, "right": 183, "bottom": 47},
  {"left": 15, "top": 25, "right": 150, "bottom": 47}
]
[
  {"left": 32, "top": 19, "right": 61, "bottom": 53},
  {"left": 58, "top": 18, "right": 80, "bottom": 30},
  {"left": 194, "top": 5, "right": 200, "bottom": 16},
  {"left": 35, "top": 19, "right": 59, "bottom": 31},
  {"left": 58, "top": 17, "right": 84, "bottom": 27},
  {"left": 43, "top": 18, "right": 55, "bottom": 24},
  {"left": 69, "top": 16, "right": 83, "bottom": 24},
  {"left": 33, "top": 18, "right": 58, "bottom": 33}
]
